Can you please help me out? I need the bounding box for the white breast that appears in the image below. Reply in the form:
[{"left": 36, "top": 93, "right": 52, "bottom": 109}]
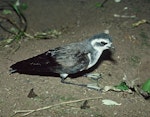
[{"left": 87, "top": 52, "right": 101, "bottom": 69}]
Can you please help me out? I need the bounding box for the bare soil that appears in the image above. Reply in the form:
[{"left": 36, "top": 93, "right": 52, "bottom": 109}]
[{"left": 0, "top": 0, "right": 150, "bottom": 117}]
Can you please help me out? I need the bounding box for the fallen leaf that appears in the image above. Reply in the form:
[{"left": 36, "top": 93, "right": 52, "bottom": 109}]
[
  {"left": 142, "top": 79, "right": 150, "bottom": 93},
  {"left": 114, "top": 82, "right": 129, "bottom": 91},
  {"left": 102, "top": 99, "right": 121, "bottom": 106},
  {"left": 27, "top": 88, "right": 38, "bottom": 98},
  {"left": 80, "top": 100, "right": 90, "bottom": 109}
]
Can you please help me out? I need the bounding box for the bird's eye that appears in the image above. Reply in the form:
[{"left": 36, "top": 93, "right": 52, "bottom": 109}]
[
  {"left": 100, "top": 41, "right": 107, "bottom": 46},
  {"left": 95, "top": 41, "right": 107, "bottom": 46}
]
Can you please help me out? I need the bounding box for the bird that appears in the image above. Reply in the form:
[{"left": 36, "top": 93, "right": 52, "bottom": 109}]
[{"left": 10, "top": 33, "right": 113, "bottom": 86}]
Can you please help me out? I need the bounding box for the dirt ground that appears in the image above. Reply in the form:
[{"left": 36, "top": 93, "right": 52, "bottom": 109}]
[{"left": 0, "top": 0, "right": 150, "bottom": 117}]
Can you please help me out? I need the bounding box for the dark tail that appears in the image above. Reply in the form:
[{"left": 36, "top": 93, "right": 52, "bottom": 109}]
[{"left": 10, "top": 52, "right": 58, "bottom": 76}]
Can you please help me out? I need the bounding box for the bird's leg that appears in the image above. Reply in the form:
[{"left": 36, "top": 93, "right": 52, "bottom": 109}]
[
  {"left": 60, "top": 73, "right": 87, "bottom": 87},
  {"left": 60, "top": 73, "right": 68, "bottom": 83},
  {"left": 60, "top": 73, "right": 102, "bottom": 90}
]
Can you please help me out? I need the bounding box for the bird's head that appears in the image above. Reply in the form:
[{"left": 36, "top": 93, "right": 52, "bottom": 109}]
[{"left": 90, "top": 33, "right": 112, "bottom": 52}]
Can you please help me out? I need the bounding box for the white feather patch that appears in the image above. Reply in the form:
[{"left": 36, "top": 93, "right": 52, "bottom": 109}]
[{"left": 87, "top": 52, "right": 101, "bottom": 69}]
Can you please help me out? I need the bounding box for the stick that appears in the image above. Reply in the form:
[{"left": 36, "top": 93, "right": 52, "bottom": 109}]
[{"left": 13, "top": 96, "right": 102, "bottom": 117}]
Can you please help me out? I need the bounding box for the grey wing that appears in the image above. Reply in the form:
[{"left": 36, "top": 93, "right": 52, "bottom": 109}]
[{"left": 46, "top": 44, "right": 90, "bottom": 74}]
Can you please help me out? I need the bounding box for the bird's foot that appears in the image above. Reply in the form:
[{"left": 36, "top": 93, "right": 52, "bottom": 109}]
[
  {"left": 86, "top": 83, "right": 102, "bottom": 91},
  {"left": 84, "top": 73, "right": 102, "bottom": 81},
  {"left": 84, "top": 73, "right": 103, "bottom": 91}
]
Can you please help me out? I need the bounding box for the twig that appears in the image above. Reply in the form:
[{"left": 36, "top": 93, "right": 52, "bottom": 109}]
[
  {"left": 132, "top": 19, "right": 150, "bottom": 27},
  {"left": 114, "top": 14, "right": 136, "bottom": 18},
  {"left": 24, "top": 32, "right": 34, "bottom": 39},
  {"left": 0, "top": 15, "right": 20, "bottom": 33},
  {"left": 8, "top": 1, "right": 28, "bottom": 32},
  {"left": 13, "top": 96, "right": 102, "bottom": 117},
  {"left": 0, "top": 1, "right": 28, "bottom": 42}
]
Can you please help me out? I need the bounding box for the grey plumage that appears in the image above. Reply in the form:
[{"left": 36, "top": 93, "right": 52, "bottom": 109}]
[{"left": 10, "top": 33, "right": 112, "bottom": 83}]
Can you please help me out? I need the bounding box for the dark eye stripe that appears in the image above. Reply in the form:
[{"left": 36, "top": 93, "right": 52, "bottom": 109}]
[
  {"left": 101, "top": 42, "right": 107, "bottom": 45},
  {"left": 95, "top": 41, "right": 107, "bottom": 46}
]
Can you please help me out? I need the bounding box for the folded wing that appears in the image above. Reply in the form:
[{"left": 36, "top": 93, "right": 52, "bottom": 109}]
[{"left": 10, "top": 43, "right": 90, "bottom": 75}]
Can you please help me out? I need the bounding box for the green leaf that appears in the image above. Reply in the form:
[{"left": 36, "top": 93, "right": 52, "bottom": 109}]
[
  {"left": 95, "top": 3, "right": 102, "bottom": 8},
  {"left": 2, "top": 9, "right": 12, "bottom": 15},
  {"left": 13, "top": 0, "right": 20, "bottom": 15},
  {"left": 142, "top": 79, "right": 150, "bottom": 93},
  {"left": 20, "top": 3, "right": 28, "bottom": 10},
  {"left": 10, "top": 27, "right": 18, "bottom": 33},
  {"left": 114, "top": 82, "right": 129, "bottom": 90}
]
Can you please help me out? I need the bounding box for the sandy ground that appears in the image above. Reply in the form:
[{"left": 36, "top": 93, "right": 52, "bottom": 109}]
[{"left": 0, "top": 0, "right": 150, "bottom": 117}]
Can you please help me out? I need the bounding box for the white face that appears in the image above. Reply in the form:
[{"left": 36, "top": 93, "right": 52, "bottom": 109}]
[{"left": 91, "top": 38, "right": 112, "bottom": 52}]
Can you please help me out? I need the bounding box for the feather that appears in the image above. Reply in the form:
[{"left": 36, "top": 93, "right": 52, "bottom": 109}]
[{"left": 10, "top": 43, "right": 90, "bottom": 75}]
